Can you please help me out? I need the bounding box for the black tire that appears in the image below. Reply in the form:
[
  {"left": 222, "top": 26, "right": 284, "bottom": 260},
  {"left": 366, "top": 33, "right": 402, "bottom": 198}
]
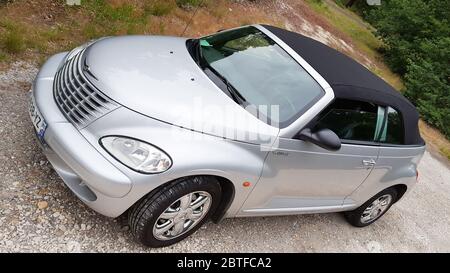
[
  {"left": 344, "top": 187, "right": 398, "bottom": 227},
  {"left": 129, "top": 176, "right": 221, "bottom": 247}
]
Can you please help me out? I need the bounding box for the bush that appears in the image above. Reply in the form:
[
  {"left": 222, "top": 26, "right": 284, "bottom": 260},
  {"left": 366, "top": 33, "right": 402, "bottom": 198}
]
[{"left": 403, "top": 39, "right": 450, "bottom": 138}]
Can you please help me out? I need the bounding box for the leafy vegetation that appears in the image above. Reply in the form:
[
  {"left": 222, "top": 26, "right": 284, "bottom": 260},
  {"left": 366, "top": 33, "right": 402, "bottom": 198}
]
[{"left": 350, "top": 0, "right": 450, "bottom": 138}]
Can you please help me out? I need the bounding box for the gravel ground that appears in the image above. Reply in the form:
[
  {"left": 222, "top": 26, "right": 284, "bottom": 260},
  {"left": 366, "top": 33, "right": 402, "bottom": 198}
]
[{"left": 0, "top": 62, "right": 449, "bottom": 253}]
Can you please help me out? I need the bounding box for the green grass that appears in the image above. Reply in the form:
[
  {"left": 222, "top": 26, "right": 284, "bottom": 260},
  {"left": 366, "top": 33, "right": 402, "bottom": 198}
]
[
  {"left": 0, "top": 51, "right": 8, "bottom": 62},
  {"left": 80, "top": 0, "right": 151, "bottom": 38},
  {"left": 82, "top": 24, "right": 98, "bottom": 40},
  {"left": 176, "top": 0, "right": 204, "bottom": 9},
  {"left": 40, "top": 27, "right": 65, "bottom": 42},
  {"left": 0, "top": 18, "right": 70, "bottom": 57},
  {"left": 0, "top": 0, "right": 173, "bottom": 63},
  {"left": 145, "top": 0, "right": 176, "bottom": 17},
  {"left": 440, "top": 147, "right": 450, "bottom": 161},
  {"left": 2, "top": 30, "right": 25, "bottom": 53},
  {"left": 0, "top": 20, "right": 25, "bottom": 54},
  {"left": 83, "top": 0, "right": 147, "bottom": 25},
  {"left": 86, "top": 1, "right": 135, "bottom": 22},
  {"left": 305, "top": 0, "right": 381, "bottom": 58}
]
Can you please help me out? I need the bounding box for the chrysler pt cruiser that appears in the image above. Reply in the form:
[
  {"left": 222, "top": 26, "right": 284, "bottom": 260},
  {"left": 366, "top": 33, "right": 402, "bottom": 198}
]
[{"left": 29, "top": 25, "right": 425, "bottom": 247}]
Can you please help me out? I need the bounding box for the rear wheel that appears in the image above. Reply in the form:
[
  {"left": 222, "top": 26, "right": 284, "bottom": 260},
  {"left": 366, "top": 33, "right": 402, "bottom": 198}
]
[
  {"left": 344, "top": 187, "right": 398, "bottom": 227},
  {"left": 129, "top": 176, "right": 221, "bottom": 247}
]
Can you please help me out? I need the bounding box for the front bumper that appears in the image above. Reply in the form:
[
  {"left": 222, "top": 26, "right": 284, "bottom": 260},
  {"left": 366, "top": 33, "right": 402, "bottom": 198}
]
[{"left": 31, "top": 53, "right": 132, "bottom": 217}]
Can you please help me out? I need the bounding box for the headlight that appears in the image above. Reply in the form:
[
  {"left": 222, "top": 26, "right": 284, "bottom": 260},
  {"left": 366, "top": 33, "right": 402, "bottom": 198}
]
[{"left": 100, "top": 136, "right": 172, "bottom": 174}]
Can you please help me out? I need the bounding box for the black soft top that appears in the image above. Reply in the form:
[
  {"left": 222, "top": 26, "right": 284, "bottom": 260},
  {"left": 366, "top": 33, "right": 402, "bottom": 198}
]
[{"left": 263, "top": 25, "right": 423, "bottom": 145}]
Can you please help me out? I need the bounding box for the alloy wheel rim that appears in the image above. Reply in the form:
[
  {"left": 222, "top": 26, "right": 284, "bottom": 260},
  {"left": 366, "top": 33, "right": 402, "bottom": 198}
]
[
  {"left": 360, "top": 194, "right": 392, "bottom": 224},
  {"left": 153, "top": 191, "right": 212, "bottom": 240}
]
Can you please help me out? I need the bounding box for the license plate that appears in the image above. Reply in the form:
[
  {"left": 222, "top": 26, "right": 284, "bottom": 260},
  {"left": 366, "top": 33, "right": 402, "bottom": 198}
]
[{"left": 29, "top": 93, "right": 47, "bottom": 142}]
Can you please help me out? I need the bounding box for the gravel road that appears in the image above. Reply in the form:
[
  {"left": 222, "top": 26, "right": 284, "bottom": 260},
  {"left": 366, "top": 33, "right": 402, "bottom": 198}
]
[{"left": 1, "top": 62, "right": 450, "bottom": 253}]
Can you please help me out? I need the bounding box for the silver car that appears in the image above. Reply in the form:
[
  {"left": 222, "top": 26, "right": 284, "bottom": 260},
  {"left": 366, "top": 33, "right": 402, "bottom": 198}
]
[{"left": 29, "top": 25, "right": 425, "bottom": 247}]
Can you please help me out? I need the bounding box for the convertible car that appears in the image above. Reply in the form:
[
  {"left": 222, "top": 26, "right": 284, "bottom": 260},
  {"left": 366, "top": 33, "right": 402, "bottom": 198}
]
[{"left": 29, "top": 25, "right": 425, "bottom": 247}]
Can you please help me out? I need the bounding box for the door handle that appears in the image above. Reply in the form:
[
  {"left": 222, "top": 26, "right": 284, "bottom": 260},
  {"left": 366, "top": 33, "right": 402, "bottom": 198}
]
[{"left": 362, "top": 159, "right": 376, "bottom": 166}]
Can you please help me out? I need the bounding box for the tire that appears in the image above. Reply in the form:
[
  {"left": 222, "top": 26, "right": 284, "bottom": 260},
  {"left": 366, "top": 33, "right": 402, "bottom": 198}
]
[
  {"left": 129, "top": 176, "right": 221, "bottom": 247},
  {"left": 344, "top": 187, "right": 398, "bottom": 227}
]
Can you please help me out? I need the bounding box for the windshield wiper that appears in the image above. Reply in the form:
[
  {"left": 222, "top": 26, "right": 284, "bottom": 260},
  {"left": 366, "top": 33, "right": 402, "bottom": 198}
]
[
  {"left": 222, "top": 77, "right": 247, "bottom": 105},
  {"left": 191, "top": 39, "right": 201, "bottom": 66},
  {"left": 194, "top": 40, "right": 247, "bottom": 105}
]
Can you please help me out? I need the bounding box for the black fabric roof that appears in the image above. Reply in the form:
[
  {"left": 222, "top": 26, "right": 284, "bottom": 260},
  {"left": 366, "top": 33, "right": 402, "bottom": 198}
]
[{"left": 263, "top": 25, "right": 423, "bottom": 145}]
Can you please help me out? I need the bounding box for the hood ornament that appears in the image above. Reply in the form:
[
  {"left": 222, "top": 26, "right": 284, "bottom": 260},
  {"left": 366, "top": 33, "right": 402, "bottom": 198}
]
[{"left": 82, "top": 61, "right": 98, "bottom": 81}]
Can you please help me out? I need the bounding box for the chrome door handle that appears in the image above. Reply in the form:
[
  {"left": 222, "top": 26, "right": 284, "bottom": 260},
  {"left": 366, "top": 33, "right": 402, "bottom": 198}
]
[{"left": 362, "top": 159, "right": 376, "bottom": 166}]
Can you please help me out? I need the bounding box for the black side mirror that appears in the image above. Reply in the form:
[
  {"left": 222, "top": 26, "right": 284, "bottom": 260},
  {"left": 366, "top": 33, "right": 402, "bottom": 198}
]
[{"left": 296, "top": 128, "right": 341, "bottom": 151}]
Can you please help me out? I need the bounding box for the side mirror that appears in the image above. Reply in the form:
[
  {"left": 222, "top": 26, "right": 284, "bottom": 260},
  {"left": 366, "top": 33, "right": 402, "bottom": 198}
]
[{"left": 296, "top": 128, "right": 341, "bottom": 151}]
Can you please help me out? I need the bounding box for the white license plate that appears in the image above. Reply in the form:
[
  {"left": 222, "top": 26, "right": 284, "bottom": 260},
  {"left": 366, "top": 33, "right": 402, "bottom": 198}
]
[{"left": 29, "top": 93, "right": 47, "bottom": 142}]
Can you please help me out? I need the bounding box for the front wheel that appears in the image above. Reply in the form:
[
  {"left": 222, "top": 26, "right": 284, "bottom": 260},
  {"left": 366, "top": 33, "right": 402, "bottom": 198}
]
[
  {"left": 344, "top": 187, "right": 398, "bottom": 227},
  {"left": 129, "top": 176, "right": 221, "bottom": 247}
]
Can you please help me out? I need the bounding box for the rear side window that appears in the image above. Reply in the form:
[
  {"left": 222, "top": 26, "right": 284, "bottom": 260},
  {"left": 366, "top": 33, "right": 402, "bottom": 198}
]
[
  {"left": 313, "top": 100, "right": 405, "bottom": 145},
  {"left": 314, "top": 99, "right": 378, "bottom": 142},
  {"left": 379, "top": 107, "right": 404, "bottom": 145}
]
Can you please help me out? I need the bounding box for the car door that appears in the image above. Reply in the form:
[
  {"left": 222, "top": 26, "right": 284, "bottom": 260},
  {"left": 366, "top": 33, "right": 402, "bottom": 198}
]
[{"left": 239, "top": 99, "right": 384, "bottom": 216}]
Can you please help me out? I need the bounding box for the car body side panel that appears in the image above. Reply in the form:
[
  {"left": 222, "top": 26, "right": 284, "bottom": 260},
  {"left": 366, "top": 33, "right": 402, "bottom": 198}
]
[
  {"left": 345, "top": 145, "right": 425, "bottom": 206},
  {"left": 237, "top": 139, "right": 379, "bottom": 216},
  {"left": 81, "top": 107, "right": 272, "bottom": 218}
]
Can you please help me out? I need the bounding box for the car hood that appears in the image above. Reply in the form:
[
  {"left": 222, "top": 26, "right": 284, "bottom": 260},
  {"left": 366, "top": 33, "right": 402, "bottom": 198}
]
[{"left": 84, "top": 36, "right": 279, "bottom": 144}]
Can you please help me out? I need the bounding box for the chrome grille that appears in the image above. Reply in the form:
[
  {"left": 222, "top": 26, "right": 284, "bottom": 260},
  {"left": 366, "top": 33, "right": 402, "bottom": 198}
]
[{"left": 53, "top": 49, "right": 118, "bottom": 128}]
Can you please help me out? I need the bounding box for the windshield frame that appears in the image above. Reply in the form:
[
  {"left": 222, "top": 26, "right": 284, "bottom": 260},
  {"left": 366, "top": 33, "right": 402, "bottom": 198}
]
[{"left": 188, "top": 25, "right": 335, "bottom": 134}]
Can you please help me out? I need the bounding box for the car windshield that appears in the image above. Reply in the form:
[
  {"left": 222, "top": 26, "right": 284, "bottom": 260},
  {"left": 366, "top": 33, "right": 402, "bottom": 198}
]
[{"left": 197, "top": 26, "right": 324, "bottom": 127}]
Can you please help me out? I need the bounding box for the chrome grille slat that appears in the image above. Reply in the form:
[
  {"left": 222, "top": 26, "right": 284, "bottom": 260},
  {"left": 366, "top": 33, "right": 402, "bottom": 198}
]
[
  {"left": 66, "top": 58, "right": 95, "bottom": 118},
  {"left": 74, "top": 54, "right": 114, "bottom": 110},
  {"left": 61, "top": 60, "right": 87, "bottom": 123},
  {"left": 53, "top": 48, "right": 118, "bottom": 128}
]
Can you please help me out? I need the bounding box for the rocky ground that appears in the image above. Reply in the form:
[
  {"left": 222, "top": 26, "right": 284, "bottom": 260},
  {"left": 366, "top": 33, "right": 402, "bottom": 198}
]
[{"left": 0, "top": 61, "right": 449, "bottom": 253}]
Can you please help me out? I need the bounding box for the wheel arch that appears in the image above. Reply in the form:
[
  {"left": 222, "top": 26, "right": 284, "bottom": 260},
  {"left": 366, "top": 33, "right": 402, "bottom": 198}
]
[
  {"left": 391, "top": 184, "right": 408, "bottom": 202},
  {"left": 211, "top": 176, "right": 236, "bottom": 223},
  {"left": 126, "top": 174, "right": 236, "bottom": 222}
]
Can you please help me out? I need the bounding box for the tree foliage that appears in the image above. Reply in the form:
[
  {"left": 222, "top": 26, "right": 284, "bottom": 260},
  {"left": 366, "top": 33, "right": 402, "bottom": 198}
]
[{"left": 354, "top": 0, "right": 450, "bottom": 138}]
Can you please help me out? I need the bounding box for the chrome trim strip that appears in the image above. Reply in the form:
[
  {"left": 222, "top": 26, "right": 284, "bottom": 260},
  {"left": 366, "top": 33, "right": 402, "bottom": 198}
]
[{"left": 243, "top": 203, "right": 355, "bottom": 214}]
